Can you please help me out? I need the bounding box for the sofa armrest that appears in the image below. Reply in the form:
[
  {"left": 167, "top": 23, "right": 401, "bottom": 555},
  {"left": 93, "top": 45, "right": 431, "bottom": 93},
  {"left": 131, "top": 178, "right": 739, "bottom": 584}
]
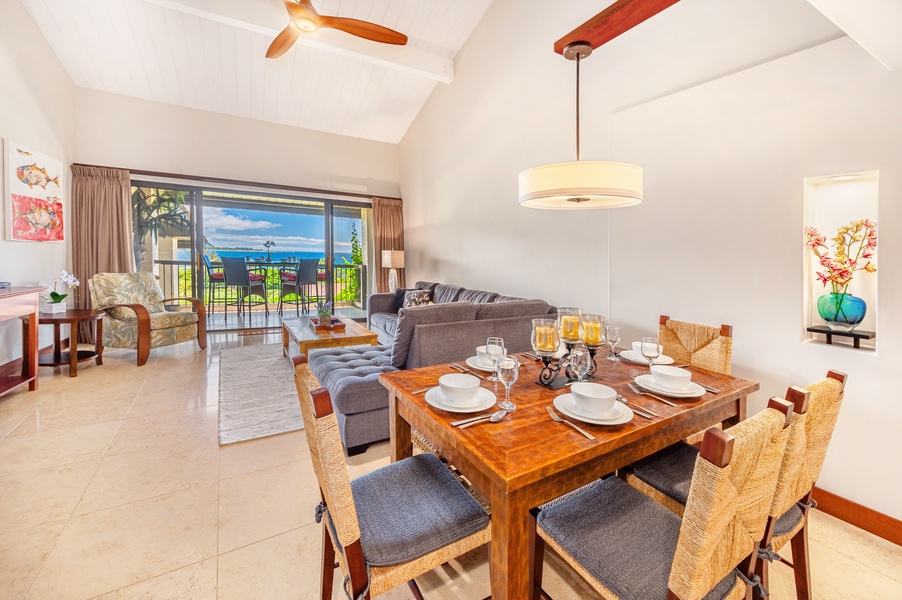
[{"left": 367, "top": 292, "right": 397, "bottom": 327}]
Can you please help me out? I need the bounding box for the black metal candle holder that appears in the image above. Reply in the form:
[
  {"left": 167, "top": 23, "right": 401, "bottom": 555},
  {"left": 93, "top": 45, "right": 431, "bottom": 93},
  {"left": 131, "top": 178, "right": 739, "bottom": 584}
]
[{"left": 536, "top": 341, "right": 604, "bottom": 388}]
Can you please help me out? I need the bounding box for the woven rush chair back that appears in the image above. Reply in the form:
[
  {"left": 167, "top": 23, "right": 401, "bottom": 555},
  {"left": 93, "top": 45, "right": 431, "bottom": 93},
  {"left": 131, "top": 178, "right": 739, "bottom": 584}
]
[
  {"left": 658, "top": 315, "right": 733, "bottom": 375},
  {"left": 668, "top": 400, "right": 792, "bottom": 600},
  {"left": 292, "top": 357, "right": 362, "bottom": 579},
  {"left": 769, "top": 372, "right": 846, "bottom": 520},
  {"left": 221, "top": 257, "right": 253, "bottom": 287}
]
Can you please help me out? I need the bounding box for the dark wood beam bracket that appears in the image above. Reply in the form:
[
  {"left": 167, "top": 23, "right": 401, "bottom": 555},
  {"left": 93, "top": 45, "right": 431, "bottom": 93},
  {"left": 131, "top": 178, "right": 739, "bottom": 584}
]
[{"left": 555, "top": 0, "right": 680, "bottom": 55}]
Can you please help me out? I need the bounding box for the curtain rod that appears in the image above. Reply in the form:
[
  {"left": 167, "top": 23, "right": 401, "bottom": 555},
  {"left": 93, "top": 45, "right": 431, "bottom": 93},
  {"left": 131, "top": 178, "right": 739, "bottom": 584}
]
[{"left": 71, "top": 163, "right": 402, "bottom": 202}]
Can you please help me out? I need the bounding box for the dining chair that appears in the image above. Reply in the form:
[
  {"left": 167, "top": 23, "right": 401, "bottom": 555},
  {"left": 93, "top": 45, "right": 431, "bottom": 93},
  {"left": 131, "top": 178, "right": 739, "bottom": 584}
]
[
  {"left": 291, "top": 355, "right": 491, "bottom": 600},
  {"left": 221, "top": 257, "right": 268, "bottom": 321},
  {"left": 533, "top": 398, "right": 793, "bottom": 600},
  {"left": 201, "top": 255, "right": 225, "bottom": 314},
  {"left": 623, "top": 371, "right": 846, "bottom": 600},
  {"left": 658, "top": 315, "right": 733, "bottom": 375},
  {"left": 278, "top": 258, "right": 319, "bottom": 316}
]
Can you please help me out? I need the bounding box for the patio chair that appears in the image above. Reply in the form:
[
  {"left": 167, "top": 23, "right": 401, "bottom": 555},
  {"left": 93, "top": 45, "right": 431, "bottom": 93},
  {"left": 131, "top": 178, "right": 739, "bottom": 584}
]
[
  {"left": 201, "top": 255, "right": 225, "bottom": 314},
  {"left": 221, "top": 257, "right": 268, "bottom": 321},
  {"left": 88, "top": 272, "right": 207, "bottom": 366},
  {"left": 533, "top": 398, "right": 793, "bottom": 600},
  {"left": 291, "top": 355, "right": 491, "bottom": 600},
  {"left": 278, "top": 258, "right": 319, "bottom": 316}
]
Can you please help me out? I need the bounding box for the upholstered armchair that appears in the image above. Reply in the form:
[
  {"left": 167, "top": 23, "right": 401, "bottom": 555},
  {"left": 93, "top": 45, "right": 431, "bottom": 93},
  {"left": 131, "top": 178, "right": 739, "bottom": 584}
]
[{"left": 89, "top": 272, "right": 207, "bottom": 366}]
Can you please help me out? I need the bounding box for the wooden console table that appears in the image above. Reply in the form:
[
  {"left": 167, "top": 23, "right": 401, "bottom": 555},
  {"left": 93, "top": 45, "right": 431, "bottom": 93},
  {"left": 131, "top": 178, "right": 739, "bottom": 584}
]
[{"left": 0, "top": 286, "right": 42, "bottom": 397}]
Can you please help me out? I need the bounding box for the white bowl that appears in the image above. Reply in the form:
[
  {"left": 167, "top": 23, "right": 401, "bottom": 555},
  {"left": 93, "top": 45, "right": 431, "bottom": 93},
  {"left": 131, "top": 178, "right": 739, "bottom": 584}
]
[
  {"left": 651, "top": 365, "right": 692, "bottom": 391},
  {"left": 632, "top": 341, "right": 664, "bottom": 355},
  {"left": 476, "top": 345, "right": 506, "bottom": 365},
  {"left": 570, "top": 382, "right": 617, "bottom": 418},
  {"left": 438, "top": 374, "right": 481, "bottom": 406}
]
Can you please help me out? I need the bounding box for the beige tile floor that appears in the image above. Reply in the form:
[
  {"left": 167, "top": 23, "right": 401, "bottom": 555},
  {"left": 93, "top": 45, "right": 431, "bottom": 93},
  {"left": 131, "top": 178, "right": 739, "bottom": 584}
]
[{"left": 1, "top": 334, "right": 900, "bottom": 599}]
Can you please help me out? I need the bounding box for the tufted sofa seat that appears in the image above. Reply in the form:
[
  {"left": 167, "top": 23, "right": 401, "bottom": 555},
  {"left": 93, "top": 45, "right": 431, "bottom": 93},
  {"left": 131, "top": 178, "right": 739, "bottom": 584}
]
[{"left": 308, "top": 345, "right": 398, "bottom": 454}]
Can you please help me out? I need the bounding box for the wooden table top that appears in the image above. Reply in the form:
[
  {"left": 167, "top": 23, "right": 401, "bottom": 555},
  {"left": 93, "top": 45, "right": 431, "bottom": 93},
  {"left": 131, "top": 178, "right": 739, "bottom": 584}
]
[
  {"left": 24, "top": 309, "right": 104, "bottom": 324},
  {"left": 282, "top": 314, "right": 376, "bottom": 343},
  {"left": 381, "top": 355, "right": 758, "bottom": 495}
]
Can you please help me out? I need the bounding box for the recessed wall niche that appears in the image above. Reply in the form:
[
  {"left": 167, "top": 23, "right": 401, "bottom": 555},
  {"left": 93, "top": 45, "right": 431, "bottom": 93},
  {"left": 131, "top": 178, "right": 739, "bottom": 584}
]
[{"left": 802, "top": 171, "right": 878, "bottom": 350}]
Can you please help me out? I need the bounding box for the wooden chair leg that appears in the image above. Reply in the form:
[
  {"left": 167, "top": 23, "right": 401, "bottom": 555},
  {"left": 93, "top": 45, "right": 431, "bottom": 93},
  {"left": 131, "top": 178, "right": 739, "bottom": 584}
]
[
  {"left": 534, "top": 533, "right": 547, "bottom": 599},
  {"left": 321, "top": 525, "right": 335, "bottom": 600},
  {"left": 407, "top": 580, "right": 425, "bottom": 600},
  {"left": 790, "top": 526, "right": 811, "bottom": 600}
]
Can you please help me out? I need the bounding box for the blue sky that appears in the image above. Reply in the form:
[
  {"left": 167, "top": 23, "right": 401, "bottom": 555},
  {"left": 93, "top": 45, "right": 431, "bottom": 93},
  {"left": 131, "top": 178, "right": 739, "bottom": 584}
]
[{"left": 203, "top": 207, "right": 357, "bottom": 253}]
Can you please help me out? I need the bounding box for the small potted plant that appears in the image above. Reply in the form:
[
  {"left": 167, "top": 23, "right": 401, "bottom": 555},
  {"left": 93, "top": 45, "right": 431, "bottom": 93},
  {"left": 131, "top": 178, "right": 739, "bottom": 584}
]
[
  {"left": 263, "top": 240, "right": 275, "bottom": 262},
  {"left": 316, "top": 300, "right": 332, "bottom": 326},
  {"left": 42, "top": 270, "right": 80, "bottom": 314}
]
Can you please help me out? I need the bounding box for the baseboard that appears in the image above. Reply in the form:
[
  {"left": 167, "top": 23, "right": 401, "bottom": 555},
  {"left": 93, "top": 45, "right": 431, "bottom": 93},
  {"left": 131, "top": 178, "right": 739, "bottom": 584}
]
[
  {"left": 0, "top": 340, "right": 69, "bottom": 378},
  {"left": 813, "top": 486, "right": 902, "bottom": 546}
]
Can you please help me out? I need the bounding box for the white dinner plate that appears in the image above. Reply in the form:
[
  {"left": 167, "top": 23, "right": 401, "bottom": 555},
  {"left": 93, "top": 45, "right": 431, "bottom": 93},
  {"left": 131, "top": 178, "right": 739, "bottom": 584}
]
[
  {"left": 465, "top": 356, "right": 496, "bottom": 372},
  {"left": 634, "top": 374, "right": 705, "bottom": 398},
  {"left": 619, "top": 350, "right": 675, "bottom": 365},
  {"left": 553, "top": 394, "right": 634, "bottom": 425},
  {"left": 425, "top": 387, "right": 497, "bottom": 413}
]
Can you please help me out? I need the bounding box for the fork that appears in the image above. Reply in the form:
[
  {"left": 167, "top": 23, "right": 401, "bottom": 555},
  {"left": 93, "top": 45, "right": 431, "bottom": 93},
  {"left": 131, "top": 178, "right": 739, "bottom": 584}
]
[
  {"left": 628, "top": 383, "right": 677, "bottom": 407},
  {"left": 546, "top": 406, "right": 595, "bottom": 440}
]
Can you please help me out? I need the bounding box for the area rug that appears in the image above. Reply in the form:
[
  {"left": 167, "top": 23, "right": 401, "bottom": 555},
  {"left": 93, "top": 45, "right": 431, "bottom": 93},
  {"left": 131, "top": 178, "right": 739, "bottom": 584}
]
[{"left": 218, "top": 344, "right": 303, "bottom": 445}]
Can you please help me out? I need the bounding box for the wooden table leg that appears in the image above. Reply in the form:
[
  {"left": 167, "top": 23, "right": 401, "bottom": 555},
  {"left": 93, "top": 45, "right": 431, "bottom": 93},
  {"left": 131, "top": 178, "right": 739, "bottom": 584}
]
[
  {"left": 282, "top": 323, "right": 289, "bottom": 356},
  {"left": 723, "top": 395, "right": 747, "bottom": 428},
  {"left": 53, "top": 323, "right": 62, "bottom": 364},
  {"left": 22, "top": 316, "right": 38, "bottom": 391},
  {"left": 489, "top": 486, "right": 536, "bottom": 600},
  {"left": 389, "top": 390, "right": 412, "bottom": 463},
  {"left": 68, "top": 320, "right": 78, "bottom": 377},
  {"left": 95, "top": 318, "right": 104, "bottom": 365}
]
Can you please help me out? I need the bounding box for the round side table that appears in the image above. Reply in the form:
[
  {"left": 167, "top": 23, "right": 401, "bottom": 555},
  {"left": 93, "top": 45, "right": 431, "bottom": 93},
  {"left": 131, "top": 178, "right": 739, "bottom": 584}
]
[{"left": 22, "top": 309, "right": 104, "bottom": 377}]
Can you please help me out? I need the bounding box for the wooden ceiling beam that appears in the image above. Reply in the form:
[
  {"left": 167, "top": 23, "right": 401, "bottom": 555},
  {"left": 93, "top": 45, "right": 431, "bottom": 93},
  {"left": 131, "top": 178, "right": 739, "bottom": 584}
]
[{"left": 554, "top": 0, "right": 681, "bottom": 54}]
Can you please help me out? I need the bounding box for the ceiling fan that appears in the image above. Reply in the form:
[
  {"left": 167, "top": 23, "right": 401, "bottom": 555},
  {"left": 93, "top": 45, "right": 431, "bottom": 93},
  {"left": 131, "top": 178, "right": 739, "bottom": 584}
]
[{"left": 266, "top": 0, "right": 408, "bottom": 59}]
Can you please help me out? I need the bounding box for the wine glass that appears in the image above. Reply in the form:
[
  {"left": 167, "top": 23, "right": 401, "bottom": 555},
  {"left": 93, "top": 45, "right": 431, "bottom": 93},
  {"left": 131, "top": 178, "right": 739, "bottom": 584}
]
[
  {"left": 486, "top": 336, "right": 505, "bottom": 383},
  {"left": 569, "top": 345, "right": 591, "bottom": 383},
  {"left": 497, "top": 355, "right": 519, "bottom": 411},
  {"left": 605, "top": 325, "right": 621, "bottom": 362},
  {"left": 640, "top": 336, "right": 661, "bottom": 374}
]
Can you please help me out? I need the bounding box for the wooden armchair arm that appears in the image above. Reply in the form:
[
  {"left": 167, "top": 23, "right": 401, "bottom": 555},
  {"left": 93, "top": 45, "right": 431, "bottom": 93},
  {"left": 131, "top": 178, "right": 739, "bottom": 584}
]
[
  {"left": 96, "top": 303, "right": 152, "bottom": 366},
  {"left": 162, "top": 297, "right": 207, "bottom": 348}
]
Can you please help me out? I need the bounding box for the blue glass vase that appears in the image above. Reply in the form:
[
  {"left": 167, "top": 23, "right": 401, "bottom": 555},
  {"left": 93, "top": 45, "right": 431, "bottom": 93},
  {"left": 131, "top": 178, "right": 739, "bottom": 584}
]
[{"left": 817, "top": 292, "right": 866, "bottom": 331}]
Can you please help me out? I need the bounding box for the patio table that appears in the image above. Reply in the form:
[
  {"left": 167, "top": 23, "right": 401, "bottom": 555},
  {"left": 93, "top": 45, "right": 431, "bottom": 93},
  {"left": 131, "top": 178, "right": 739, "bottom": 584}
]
[{"left": 379, "top": 355, "right": 758, "bottom": 600}]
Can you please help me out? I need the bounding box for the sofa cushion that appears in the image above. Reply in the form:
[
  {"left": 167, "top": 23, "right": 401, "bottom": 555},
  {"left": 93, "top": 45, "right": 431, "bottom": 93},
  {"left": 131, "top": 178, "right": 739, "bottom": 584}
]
[
  {"left": 392, "top": 302, "right": 478, "bottom": 368},
  {"left": 475, "top": 299, "right": 550, "bottom": 320},
  {"left": 403, "top": 290, "right": 432, "bottom": 308},
  {"left": 308, "top": 346, "right": 398, "bottom": 415},
  {"left": 458, "top": 289, "right": 500, "bottom": 304},
  {"left": 369, "top": 312, "right": 400, "bottom": 337},
  {"left": 494, "top": 295, "right": 526, "bottom": 303},
  {"left": 432, "top": 284, "right": 463, "bottom": 304},
  {"left": 415, "top": 281, "right": 438, "bottom": 293}
]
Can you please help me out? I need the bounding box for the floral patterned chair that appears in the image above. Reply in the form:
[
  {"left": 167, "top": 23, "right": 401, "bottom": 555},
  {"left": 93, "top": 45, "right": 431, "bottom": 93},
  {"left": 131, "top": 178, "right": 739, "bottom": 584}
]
[{"left": 89, "top": 272, "right": 207, "bottom": 366}]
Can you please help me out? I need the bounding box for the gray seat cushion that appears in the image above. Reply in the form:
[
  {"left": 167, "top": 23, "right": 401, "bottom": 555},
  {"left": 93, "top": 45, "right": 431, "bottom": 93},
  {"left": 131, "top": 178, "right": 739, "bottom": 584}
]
[
  {"left": 432, "top": 283, "right": 463, "bottom": 304},
  {"left": 631, "top": 441, "right": 699, "bottom": 506},
  {"left": 308, "top": 345, "right": 397, "bottom": 414},
  {"left": 773, "top": 503, "right": 804, "bottom": 537},
  {"left": 458, "top": 288, "right": 499, "bottom": 304},
  {"left": 370, "top": 312, "right": 399, "bottom": 337},
  {"left": 351, "top": 453, "right": 489, "bottom": 567},
  {"left": 538, "top": 477, "right": 738, "bottom": 600}
]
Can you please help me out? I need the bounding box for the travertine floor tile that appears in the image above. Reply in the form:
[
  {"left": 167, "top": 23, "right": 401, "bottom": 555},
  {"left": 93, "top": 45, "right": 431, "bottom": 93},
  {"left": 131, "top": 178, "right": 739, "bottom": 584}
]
[
  {"left": 10, "top": 393, "right": 134, "bottom": 436},
  {"left": 808, "top": 509, "right": 902, "bottom": 585},
  {"left": 26, "top": 483, "right": 218, "bottom": 600},
  {"left": 218, "top": 430, "right": 310, "bottom": 480},
  {"left": 218, "top": 459, "right": 321, "bottom": 553},
  {"left": 0, "top": 459, "right": 98, "bottom": 533},
  {"left": 91, "top": 559, "right": 217, "bottom": 600},
  {"left": 74, "top": 442, "right": 218, "bottom": 515},
  {"left": 126, "top": 384, "right": 218, "bottom": 418},
  {"left": 0, "top": 421, "right": 119, "bottom": 476},
  {"left": 106, "top": 406, "right": 217, "bottom": 456},
  {"left": 0, "top": 520, "right": 65, "bottom": 599}
]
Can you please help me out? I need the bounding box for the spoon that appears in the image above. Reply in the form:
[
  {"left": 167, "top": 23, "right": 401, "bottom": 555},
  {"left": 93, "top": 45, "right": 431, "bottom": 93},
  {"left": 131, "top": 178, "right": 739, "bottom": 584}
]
[{"left": 457, "top": 410, "right": 509, "bottom": 429}]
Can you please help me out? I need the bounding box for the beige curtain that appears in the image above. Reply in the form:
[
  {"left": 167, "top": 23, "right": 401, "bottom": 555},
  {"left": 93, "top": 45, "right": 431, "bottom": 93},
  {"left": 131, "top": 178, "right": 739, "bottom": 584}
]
[
  {"left": 72, "top": 165, "right": 134, "bottom": 341},
  {"left": 373, "top": 197, "right": 405, "bottom": 293}
]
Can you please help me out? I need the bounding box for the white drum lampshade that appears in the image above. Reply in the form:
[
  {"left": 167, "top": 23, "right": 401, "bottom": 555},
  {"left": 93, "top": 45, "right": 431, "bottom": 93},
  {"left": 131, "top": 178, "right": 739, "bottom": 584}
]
[
  {"left": 518, "top": 161, "right": 643, "bottom": 209},
  {"left": 382, "top": 250, "right": 405, "bottom": 292}
]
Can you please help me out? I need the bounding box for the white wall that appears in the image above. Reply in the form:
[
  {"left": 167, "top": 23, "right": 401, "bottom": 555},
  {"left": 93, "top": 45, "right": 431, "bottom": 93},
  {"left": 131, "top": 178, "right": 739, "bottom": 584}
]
[
  {"left": 0, "top": 0, "right": 77, "bottom": 363},
  {"left": 608, "top": 37, "right": 901, "bottom": 518},
  {"left": 76, "top": 89, "right": 400, "bottom": 198},
  {"left": 400, "top": 0, "right": 900, "bottom": 517}
]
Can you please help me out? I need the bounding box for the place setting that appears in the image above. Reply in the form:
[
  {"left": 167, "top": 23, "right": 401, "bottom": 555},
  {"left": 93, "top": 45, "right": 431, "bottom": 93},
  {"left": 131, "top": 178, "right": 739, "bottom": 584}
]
[{"left": 633, "top": 364, "right": 707, "bottom": 399}]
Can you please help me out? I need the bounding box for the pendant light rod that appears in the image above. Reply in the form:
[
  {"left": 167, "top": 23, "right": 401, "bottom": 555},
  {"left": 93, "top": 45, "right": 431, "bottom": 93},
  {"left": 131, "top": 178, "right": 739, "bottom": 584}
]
[
  {"left": 576, "top": 52, "right": 581, "bottom": 161},
  {"left": 563, "top": 41, "right": 593, "bottom": 161}
]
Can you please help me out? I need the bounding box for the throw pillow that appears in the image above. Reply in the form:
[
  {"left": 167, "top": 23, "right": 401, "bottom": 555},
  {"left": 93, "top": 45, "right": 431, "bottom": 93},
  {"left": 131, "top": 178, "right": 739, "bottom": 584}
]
[
  {"left": 391, "top": 288, "right": 408, "bottom": 312},
  {"left": 403, "top": 289, "right": 432, "bottom": 308}
]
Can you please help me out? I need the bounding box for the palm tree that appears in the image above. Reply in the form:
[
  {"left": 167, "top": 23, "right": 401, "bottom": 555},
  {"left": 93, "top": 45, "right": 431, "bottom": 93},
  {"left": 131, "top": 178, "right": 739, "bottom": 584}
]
[{"left": 132, "top": 187, "right": 191, "bottom": 271}]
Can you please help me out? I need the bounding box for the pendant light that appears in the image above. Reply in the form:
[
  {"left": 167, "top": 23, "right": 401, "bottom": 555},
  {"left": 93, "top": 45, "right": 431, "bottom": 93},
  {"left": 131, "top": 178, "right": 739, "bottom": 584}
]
[{"left": 518, "top": 42, "right": 643, "bottom": 210}]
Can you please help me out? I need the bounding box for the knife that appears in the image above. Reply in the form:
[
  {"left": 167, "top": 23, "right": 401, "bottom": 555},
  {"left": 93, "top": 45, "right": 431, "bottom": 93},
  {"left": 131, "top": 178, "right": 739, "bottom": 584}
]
[
  {"left": 450, "top": 412, "right": 495, "bottom": 427},
  {"left": 451, "top": 363, "right": 486, "bottom": 379},
  {"left": 698, "top": 383, "right": 721, "bottom": 394}
]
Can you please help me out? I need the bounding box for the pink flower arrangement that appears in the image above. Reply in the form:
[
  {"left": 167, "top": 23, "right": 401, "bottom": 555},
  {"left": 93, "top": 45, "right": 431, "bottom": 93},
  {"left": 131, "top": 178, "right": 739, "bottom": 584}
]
[{"left": 805, "top": 219, "right": 877, "bottom": 295}]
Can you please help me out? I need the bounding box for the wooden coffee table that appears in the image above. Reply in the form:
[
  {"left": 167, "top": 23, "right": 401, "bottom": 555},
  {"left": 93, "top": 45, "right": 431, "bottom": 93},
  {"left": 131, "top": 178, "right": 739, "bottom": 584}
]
[{"left": 282, "top": 314, "right": 378, "bottom": 358}]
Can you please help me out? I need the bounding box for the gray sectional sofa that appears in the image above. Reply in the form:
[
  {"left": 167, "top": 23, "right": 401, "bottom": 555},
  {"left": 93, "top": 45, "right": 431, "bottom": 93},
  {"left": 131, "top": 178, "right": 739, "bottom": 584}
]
[{"left": 307, "top": 281, "right": 555, "bottom": 454}]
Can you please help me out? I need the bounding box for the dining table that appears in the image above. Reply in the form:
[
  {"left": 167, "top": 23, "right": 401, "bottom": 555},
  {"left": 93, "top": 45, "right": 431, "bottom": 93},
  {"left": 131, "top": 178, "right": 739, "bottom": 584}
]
[{"left": 379, "top": 353, "right": 759, "bottom": 600}]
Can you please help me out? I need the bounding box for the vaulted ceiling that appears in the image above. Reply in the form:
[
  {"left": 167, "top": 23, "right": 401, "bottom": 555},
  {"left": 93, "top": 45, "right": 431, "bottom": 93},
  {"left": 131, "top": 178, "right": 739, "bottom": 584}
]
[{"left": 22, "top": 0, "right": 493, "bottom": 143}]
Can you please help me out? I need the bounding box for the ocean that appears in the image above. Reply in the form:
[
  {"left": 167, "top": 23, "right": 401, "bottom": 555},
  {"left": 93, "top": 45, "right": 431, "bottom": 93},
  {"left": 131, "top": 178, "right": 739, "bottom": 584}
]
[{"left": 179, "top": 249, "right": 354, "bottom": 264}]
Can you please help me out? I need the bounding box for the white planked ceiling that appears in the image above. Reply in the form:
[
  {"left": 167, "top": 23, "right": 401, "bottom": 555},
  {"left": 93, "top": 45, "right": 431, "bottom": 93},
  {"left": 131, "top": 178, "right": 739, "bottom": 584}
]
[{"left": 22, "top": 0, "right": 493, "bottom": 143}]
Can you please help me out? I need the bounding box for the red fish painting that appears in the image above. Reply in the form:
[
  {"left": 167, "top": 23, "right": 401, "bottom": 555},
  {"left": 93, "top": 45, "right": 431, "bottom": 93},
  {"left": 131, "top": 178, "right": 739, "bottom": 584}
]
[{"left": 11, "top": 194, "right": 64, "bottom": 241}]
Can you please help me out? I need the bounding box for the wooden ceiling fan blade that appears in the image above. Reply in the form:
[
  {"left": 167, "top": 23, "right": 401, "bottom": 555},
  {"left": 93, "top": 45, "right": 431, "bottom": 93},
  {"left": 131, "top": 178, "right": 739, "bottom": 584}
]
[
  {"left": 266, "top": 23, "right": 301, "bottom": 59},
  {"left": 283, "top": 0, "right": 316, "bottom": 20},
  {"left": 319, "top": 16, "right": 408, "bottom": 45}
]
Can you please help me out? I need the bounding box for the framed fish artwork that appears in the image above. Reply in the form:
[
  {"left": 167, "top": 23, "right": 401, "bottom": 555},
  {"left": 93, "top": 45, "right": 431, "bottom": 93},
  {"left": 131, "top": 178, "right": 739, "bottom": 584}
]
[{"left": 3, "top": 139, "right": 64, "bottom": 242}]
